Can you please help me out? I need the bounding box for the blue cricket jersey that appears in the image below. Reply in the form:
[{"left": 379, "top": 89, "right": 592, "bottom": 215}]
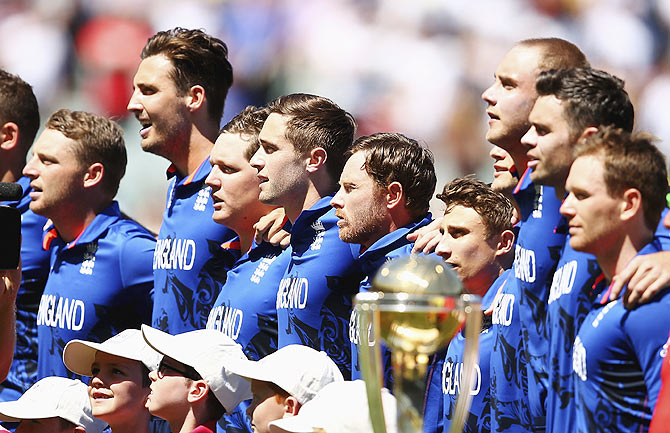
[
  {"left": 349, "top": 215, "right": 432, "bottom": 383},
  {"left": 206, "top": 236, "right": 291, "bottom": 361},
  {"left": 36, "top": 202, "right": 155, "bottom": 380},
  {"left": 573, "top": 240, "right": 670, "bottom": 433},
  {"left": 152, "top": 160, "right": 239, "bottom": 334},
  {"left": 276, "top": 194, "right": 363, "bottom": 380},
  {"left": 441, "top": 269, "right": 510, "bottom": 433},
  {"left": 489, "top": 267, "right": 532, "bottom": 432},
  {"left": 547, "top": 209, "right": 670, "bottom": 433},
  {"left": 545, "top": 235, "right": 604, "bottom": 433},
  {"left": 0, "top": 176, "right": 50, "bottom": 401},
  {"left": 512, "top": 168, "right": 565, "bottom": 428}
]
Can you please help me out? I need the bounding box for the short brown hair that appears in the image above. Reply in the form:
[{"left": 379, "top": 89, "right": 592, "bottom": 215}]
[
  {"left": 0, "top": 69, "right": 40, "bottom": 155},
  {"left": 349, "top": 133, "right": 436, "bottom": 220},
  {"left": 574, "top": 126, "right": 668, "bottom": 231},
  {"left": 536, "top": 68, "right": 634, "bottom": 136},
  {"left": 221, "top": 105, "right": 270, "bottom": 160},
  {"left": 266, "top": 93, "right": 356, "bottom": 179},
  {"left": 141, "top": 27, "right": 233, "bottom": 123},
  {"left": 517, "top": 38, "right": 589, "bottom": 71},
  {"left": 437, "top": 177, "right": 514, "bottom": 238},
  {"left": 46, "top": 109, "right": 126, "bottom": 198}
]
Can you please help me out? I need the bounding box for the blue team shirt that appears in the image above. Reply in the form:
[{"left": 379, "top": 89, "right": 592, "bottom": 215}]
[
  {"left": 546, "top": 209, "right": 670, "bottom": 433},
  {"left": 349, "top": 215, "right": 432, "bottom": 382},
  {"left": 206, "top": 236, "right": 291, "bottom": 361},
  {"left": 489, "top": 269, "right": 534, "bottom": 433},
  {"left": 573, "top": 240, "right": 670, "bottom": 433},
  {"left": 152, "top": 160, "right": 239, "bottom": 333},
  {"left": 441, "top": 270, "right": 509, "bottom": 433},
  {"left": 36, "top": 202, "right": 155, "bottom": 379},
  {"left": 0, "top": 176, "right": 50, "bottom": 401},
  {"left": 512, "top": 168, "right": 565, "bottom": 427},
  {"left": 276, "top": 195, "right": 363, "bottom": 380}
]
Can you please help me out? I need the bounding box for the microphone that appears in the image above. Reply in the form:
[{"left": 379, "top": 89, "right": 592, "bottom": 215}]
[{"left": 0, "top": 182, "right": 23, "bottom": 201}]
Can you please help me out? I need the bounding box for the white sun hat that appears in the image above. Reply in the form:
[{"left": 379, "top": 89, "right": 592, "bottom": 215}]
[
  {"left": 0, "top": 376, "right": 107, "bottom": 433},
  {"left": 268, "top": 380, "right": 397, "bottom": 433},
  {"left": 63, "top": 328, "right": 162, "bottom": 376},
  {"left": 228, "top": 344, "right": 343, "bottom": 404},
  {"left": 141, "top": 324, "right": 252, "bottom": 413}
]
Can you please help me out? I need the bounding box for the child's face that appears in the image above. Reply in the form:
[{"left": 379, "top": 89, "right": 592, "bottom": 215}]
[
  {"left": 145, "top": 357, "right": 193, "bottom": 420},
  {"left": 88, "top": 352, "right": 150, "bottom": 424},
  {"left": 248, "top": 380, "right": 289, "bottom": 433}
]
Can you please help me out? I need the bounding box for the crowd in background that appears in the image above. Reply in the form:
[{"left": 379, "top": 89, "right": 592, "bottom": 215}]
[{"left": 1, "top": 0, "right": 669, "bottom": 232}]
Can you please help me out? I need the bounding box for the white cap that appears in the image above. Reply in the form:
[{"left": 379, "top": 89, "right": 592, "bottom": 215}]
[
  {"left": 141, "top": 324, "right": 252, "bottom": 413},
  {"left": 228, "top": 344, "right": 343, "bottom": 405},
  {"left": 268, "top": 380, "right": 397, "bottom": 433},
  {"left": 0, "top": 377, "right": 107, "bottom": 433},
  {"left": 63, "top": 329, "right": 162, "bottom": 376}
]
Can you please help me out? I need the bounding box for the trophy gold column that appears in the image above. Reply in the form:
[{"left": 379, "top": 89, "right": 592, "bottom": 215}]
[{"left": 355, "top": 255, "right": 482, "bottom": 433}]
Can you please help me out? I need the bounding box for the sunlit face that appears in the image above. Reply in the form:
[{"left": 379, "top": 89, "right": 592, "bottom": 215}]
[
  {"left": 522, "top": 95, "right": 577, "bottom": 190},
  {"left": 206, "top": 132, "right": 274, "bottom": 232},
  {"left": 247, "top": 380, "right": 289, "bottom": 433},
  {"left": 22, "top": 129, "right": 87, "bottom": 222},
  {"left": 489, "top": 145, "right": 518, "bottom": 194},
  {"left": 560, "top": 155, "right": 624, "bottom": 256},
  {"left": 88, "top": 352, "right": 150, "bottom": 426},
  {"left": 331, "top": 151, "right": 390, "bottom": 250},
  {"left": 250, "top": 113, "right": 308, "bottom": 208},
  {"left": 435, "top": 205, "right": 502, "bottom": 296},
  {"left": 145, "top": 357, "right": 192, "bottom": 421},
  {"left": 15, "top": 417, "right": 74, "bottom": 433},
  {"left": 127, "top": 54, "right": 191, "bottom": 160},
  {"left": 481, "top": 45, "right": 543, "bottom": 170}
]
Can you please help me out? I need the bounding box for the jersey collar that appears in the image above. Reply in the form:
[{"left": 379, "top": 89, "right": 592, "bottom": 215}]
[
  {"left": 43, "top": 201, "right": 122, "bottom": 250},
  {"left": 360, "top": 214, "right": 432, "bottom": 261},
  {"left": 166, "top": 157, "right": 212, "bottom": 187}
]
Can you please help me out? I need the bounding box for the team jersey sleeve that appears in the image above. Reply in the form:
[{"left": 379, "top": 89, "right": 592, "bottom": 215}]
[{"left": 625, "top": 291, "right": 670, "bottom": 411}]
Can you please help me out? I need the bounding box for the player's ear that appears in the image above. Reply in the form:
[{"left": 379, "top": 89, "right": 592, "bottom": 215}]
[
  {"left": 187, "top": 85, "right": 206, "bottom": 112},
  {"left": 0, "top": 122, "right": 19, "bottom": 150},
  {"left": 619, "top": 188, "right": 642, "bottom": 222},
  {"left": 306, "top": 147, "right": 327, "bottom": 173},
  {"left": 83, "top": 162, "right": 104, "bottom": 189},
  {"left": 386, "top": 181, "right": 404, "bottom": 209},
  {"left": 577, "top": 126, "right": 598, "bottom": 142},
  {"left": 495, "top": 229, "right": 515, "bottom": 257}
]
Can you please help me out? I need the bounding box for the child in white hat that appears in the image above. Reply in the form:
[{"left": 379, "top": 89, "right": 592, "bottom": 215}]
[
  {"left": 63, "top": 329, "right": 161, "bottom": 433},
  {"left": 0, "top": 376, "right": 106, "bottom": 433},
  {"left": 140, "top": 324, "right": 251, "bottom": 433},
  {"left": 227, "top": 344, "right": 343, "bottom": 433},
  {"left": 268, "top": 380, "right": 397, "bottom": 433}
]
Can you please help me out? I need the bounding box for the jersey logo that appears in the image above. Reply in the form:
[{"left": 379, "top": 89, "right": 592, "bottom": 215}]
[
  {"left": 310, "top": 220, "right": 325, "bottom": 251},
  {"left": 548, "top": 260, "right": 578, "bottom": 304},
  {"left": 514, "top": 245, "right": 536, "bottom": 283},
  {"left": 206, "top": 304, "right": 244, "bottom": 340},
  {"left": 37, "top": 294, "right": 85, "bottom": 331},
  {"left": 193, "top": 186, "right": 211, "bottom": 211},
  {"left": 572, "top": 336, "right": 587, "bottom": 381},
  {"left": 491, "top": 293, "right": 515, "bottom": 326},
  {"left": 250, "top": 255, "right": 278, "bottom": 284},
  {"left": 442, "top": 359, "right": 482, "bottom": 396},
  {"left": 277, "top": 276, "right": 309, "bottom": 309},
  {"left": 153, "top": 238, "right": 196, "bottom": 270},
  {"left": 79, "top": 242, "right": 98, "bottom": 275}
]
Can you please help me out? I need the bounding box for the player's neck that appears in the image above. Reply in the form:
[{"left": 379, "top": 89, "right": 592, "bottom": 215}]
[{"left": 602, "top": 230, "right": 654, "bottom": 281}]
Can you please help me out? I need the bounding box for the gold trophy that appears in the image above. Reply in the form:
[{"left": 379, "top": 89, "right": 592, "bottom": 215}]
[{"left": 355, "top": 255, "right": 481, "bottom": 433}]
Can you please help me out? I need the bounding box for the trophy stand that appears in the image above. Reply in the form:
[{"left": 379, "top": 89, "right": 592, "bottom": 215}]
[{"left": 355, "top": 255, "right": 482, "bottom": 433}]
